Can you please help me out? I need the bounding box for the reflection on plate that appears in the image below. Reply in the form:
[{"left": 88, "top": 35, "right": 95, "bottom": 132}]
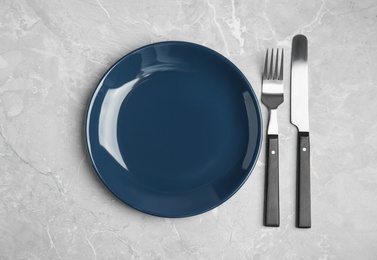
[{"left": 86, "top": 41, "right": 262, "bottom": 217}]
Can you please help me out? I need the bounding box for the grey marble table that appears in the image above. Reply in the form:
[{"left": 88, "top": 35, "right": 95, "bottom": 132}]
[{"left": 1, "top": 0, "right": 377, "bottom": 259}]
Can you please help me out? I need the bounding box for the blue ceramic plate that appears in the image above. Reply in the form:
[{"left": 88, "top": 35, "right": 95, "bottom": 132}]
[{"left": 86, "top": 41, "right": 262, "bottom": 217}]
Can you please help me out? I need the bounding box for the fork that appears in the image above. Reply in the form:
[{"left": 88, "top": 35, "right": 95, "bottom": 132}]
[{"left": 261, "top": 49, "right": 284, "bottom": 227}]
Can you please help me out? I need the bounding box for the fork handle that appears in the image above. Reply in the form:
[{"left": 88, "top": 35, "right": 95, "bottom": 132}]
[
  {"left": 297, "top": 131, "right": 311, "bottom": 228},
  {"left": 264, "top": 134, "right": 280, "bottom": 227}
]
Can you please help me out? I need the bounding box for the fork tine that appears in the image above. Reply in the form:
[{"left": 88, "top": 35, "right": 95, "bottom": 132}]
[
  {"left": 274, "top": 49, "right": 279, "bottom": 80},
  {"left": 269, "top": 49, "right": 274, "bottom": 80},
  {"left": 279, "top": 49, "right": 284, "bottom": 80},
  {"left": 263, "top": 49, "right": 269, "bottom": 79}
]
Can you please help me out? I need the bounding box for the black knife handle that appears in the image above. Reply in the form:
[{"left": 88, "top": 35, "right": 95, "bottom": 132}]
[
  {"left": 264, "top": 134, "right": 279, "bottom": 227},
  {"left": 297, "top": 131, "right": 311, "bottom": 228}
]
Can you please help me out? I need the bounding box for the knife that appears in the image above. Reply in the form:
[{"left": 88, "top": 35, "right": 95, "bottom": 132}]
[{"left": 291, "top": 34, "right": 311, "bottom": 228}]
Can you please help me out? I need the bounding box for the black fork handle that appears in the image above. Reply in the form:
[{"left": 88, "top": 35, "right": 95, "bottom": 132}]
[{"left": 264, "top": 134, "right": 280, "bottom": 227}]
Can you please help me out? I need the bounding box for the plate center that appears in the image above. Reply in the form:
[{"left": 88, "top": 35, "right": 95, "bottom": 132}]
[{"left": 117, "top": 70, "right": 245, "bottom": 192}]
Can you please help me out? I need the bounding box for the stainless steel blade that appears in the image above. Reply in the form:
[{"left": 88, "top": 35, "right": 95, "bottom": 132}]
[{"left": 291, "top": 35, "right": 309, "bottom": 132}]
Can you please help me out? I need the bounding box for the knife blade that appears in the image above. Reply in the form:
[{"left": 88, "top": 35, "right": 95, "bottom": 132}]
[{"left": 291, "top": 34, "right": 311, "bottom": 228}]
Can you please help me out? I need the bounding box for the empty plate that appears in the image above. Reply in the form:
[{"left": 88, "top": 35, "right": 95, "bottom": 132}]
[{"left": 86, "top": 41, "right": 262, "bottom": 217}]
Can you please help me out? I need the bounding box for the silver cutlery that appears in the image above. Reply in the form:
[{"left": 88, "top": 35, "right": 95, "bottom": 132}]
[
  {"left": 261, "top": 48, "right": 284, "bottom": 227},
  {"left": 291, "top": 34, "right": 311, "bottom": 228}
]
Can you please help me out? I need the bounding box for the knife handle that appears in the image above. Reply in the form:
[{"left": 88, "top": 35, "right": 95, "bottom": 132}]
[
  {"left": 264, "top": 134, "right": 280, "bottom": 227},
  {"left": 297, "top": 131, "right": 311, "bottom": 228}
]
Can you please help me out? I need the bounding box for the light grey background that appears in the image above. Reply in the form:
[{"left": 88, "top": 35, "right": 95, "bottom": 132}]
[{"left": 1, "top": 0, "right": 377, "bottom": 259}]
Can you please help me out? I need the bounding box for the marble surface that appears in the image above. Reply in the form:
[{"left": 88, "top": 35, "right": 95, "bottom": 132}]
[{"left": 1, "top": 0, "right": 377, "bottom": 259}]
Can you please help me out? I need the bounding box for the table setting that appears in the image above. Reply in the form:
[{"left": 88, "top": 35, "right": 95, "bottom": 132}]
[{"left": 1, "top": 0, "right": 377, "bottom": 259}]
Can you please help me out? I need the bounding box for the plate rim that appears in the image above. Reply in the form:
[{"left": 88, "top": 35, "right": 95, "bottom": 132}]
[{"left": 85, "top": 41, "right": 263, "bottom": 218}]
